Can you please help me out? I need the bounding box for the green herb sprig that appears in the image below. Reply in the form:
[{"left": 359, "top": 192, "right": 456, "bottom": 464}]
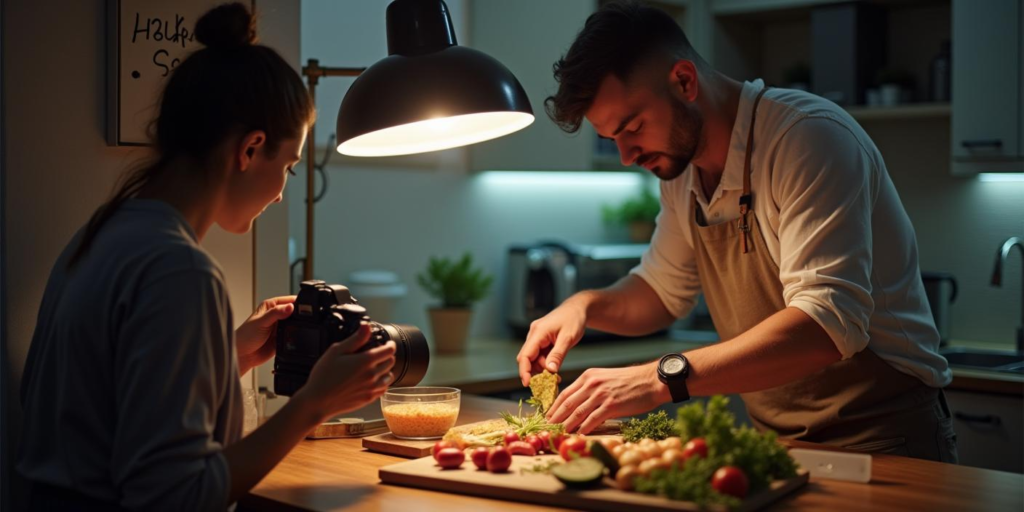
[
  {"left": 499, "top": 400, "right": 566, "bottom": 438},
  {"left": 621, "top": 410, "right": 676, "bottom": 443},
  {"left": 525, "top": 396, "right": 545, "bottom": 414}
]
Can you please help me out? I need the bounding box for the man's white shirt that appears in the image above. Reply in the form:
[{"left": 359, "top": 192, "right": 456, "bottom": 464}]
[{"left": 632, "top": 79, "right": 952, "bottom": 388}]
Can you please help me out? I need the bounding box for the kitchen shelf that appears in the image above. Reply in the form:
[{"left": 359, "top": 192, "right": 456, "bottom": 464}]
[{"left": 845, "top": 102, "right": 951, "bottom": 121}]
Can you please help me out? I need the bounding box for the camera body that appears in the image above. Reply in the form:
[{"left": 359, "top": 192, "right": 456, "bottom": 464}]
[{"left": 274, "top": 280, "right": 429, "bottom": 397}]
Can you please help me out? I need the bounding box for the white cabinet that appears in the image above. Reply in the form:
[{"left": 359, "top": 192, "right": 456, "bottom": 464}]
[
  {"left": 944, "top": 389, "right": 1024, "bottom": 473},
  {"left": 467, "top": 0, "right": 597, "bottom": 172},
  {"left": 951, "top": 0, "right": 1024, "bottom": 175}
]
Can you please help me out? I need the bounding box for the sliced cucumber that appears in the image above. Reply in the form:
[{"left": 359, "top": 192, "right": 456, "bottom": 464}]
[
  {"left": 552, "top": 457, "right": 605, "bottom": 488},
  {"left": 589, "top": 442, "right": 621, "bottom": 476}
]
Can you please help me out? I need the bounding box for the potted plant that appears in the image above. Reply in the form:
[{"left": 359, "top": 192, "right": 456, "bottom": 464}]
[
  {"left": 602, "top": 188, "right": 660, "bottom": 242},
  {"left": 416, "top": 252, "right": 494, "bottom": 354}
]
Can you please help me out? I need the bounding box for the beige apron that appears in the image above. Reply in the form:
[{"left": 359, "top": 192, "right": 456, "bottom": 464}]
[{"left": 689, "top": 88, "right": 958, "bottom": 461}]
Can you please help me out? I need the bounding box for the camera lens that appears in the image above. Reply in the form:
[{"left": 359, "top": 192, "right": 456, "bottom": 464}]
[{"left": 373, "top": 323, "right": 429, "bottom": 387}]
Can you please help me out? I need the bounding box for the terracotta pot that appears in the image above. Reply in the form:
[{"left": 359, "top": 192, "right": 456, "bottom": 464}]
[
  {"left": 628, "top": 221, "right": 656, "bottom": 243},
  {"left": 428, "top": 307, "right": 472, "bottom": 354}
]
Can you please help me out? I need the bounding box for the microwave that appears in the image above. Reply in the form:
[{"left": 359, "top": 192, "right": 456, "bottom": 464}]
[{"left": 505, "top": 241, "right": 648, "bottom": 339}]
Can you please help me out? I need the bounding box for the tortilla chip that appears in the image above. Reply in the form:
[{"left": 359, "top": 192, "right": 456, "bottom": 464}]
[
  {"left": 529, "top": 370, "right": 560, "bottom": 413},
  {"left": 442, "top": 418, "right": 508, "bottom": 448}
]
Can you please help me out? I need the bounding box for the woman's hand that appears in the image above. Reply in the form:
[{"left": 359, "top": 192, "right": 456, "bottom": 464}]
[
  {"left": 235, "top": 295, "right": 296, "bottom": 376},
  {"left": 294, "top": 323, "right": 397, "bottom": 422}
]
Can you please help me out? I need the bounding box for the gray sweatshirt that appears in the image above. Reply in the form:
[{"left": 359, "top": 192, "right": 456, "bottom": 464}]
[{"left": 18, "top": 199, "right": 242, "bottom": 511}]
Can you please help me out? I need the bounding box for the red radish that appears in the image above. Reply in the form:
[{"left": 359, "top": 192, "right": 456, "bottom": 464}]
[
  {"left": 507, "top": 441, "right": 537, "bottom": 457},
  {"left": 711, "top": 466, "right": 749, "bottom": 498},
  {"left": 503, "top": 431, "right": 520, "bottom": 446},
  {"left": 539, "top": 431, "right": 565, "bottom": 453},
  {"left": 432, "top": 441, "right": 457, "bottom": 461},
  {"left": 682, "top": 438, "right": 709, "bottom": 460},
  {"left": 524, "top": 434, "right": 544, "bottom": 453},
  {"left": 470, "top": 447, "right": 490, "bottom": 470},
  {"left": 435, "top": 448, "right": 465, "bottom": 469},
  {"left": 558, "top": 435, "right": 589, "bottom": 461},
  {"left": 537, "top": 431, "right": 553, "bottom": 453},
  {"left": 487, "top": 446, "right": 512, "bottom": 473}
]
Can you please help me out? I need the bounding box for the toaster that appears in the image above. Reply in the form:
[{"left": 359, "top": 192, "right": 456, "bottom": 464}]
[{"left": 505, "top": 241, "right": 648, "bottom": 339}]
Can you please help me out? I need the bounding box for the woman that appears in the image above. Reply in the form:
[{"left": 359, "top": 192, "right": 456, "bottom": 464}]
[{"left": 17, "top": 4, "right": 394, "bottom": 510}]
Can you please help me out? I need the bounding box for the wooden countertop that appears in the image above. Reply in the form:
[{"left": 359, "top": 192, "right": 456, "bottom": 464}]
[
  {"left": 420, "top": 335, "right": 1024, "bottom": 397},
  {"left": 242, "top": 395, "right": 1024, "bottom": 512}
]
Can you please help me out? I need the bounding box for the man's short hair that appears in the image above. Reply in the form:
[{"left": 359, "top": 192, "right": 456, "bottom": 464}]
[{"left": 545, "top": 1, "right": 703, "bottom": 133}]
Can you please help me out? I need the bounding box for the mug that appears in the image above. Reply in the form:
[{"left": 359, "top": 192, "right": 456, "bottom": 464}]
[{"left": 921, "top": 271, "right": 958, "bottom": 345}]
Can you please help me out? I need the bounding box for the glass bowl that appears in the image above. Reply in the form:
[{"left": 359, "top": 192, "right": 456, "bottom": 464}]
[{"left": 380, "top": 387, "right": 461, "bottom": 440}]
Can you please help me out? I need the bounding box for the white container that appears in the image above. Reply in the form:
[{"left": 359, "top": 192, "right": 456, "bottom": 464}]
[
  {"left": 879, "top": 84, "right": 902, "bottom": 106},
  {"left": 347, "top": 270, "right": 407, "bottom": 323}
]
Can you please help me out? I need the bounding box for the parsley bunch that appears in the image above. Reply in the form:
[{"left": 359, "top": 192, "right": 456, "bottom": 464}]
[
  {"left": 633, "top": 396, "right": 799, "bottom": 508},
  {"left": 621, "top": 410, "right": 676, "bottom": 443}
]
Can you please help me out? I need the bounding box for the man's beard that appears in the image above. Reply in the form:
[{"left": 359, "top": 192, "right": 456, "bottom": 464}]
[{"left": 644, "top": 98, "right": 703, "bottom": 181}]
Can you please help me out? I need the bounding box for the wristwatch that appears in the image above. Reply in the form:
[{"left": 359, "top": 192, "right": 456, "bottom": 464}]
[{"left": 657, "top": 353, "right": 691, "bottom": 403}]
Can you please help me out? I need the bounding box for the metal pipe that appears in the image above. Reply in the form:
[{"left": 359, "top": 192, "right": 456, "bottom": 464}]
[{"left": 300, "top": 59, "right": 364, "bottom": 281}]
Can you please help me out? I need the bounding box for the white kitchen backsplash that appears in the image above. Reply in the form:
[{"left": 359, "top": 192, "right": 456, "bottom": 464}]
[
  {"left": 287, "top": 167, "right": 653, "bottom": 339},
  {"left": 288, "top": 124, "right": 1024, "bottom": 349}
]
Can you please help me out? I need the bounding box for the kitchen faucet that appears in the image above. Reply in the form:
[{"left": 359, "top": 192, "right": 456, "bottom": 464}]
[{"left": 991, "top": 236, "right": 1024, "bottom": 353}]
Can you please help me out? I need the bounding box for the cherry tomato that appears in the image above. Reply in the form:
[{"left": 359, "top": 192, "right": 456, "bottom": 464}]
[
  {"left": 524, "top": 434, "right": 544, "bottom": 453},
  {"left": 471, "top": 447, "right": 491, "bottom": 470},
  {"left": 432, "top": 441, "right": 457, "bottom": 461},
  {"left": 435, "top": 448, "right": 465, "bottom": 469},
  {"left": 503, "top": 431, "right": 520, "bottom": 446},
  {"left": 536, "top": 430, "right": 552, "bottom": 453},
  {"left": 487, "top": 446, "right": 512, "bottom": 473},
  {"left": 550, "top": 432, "right": 566, "bottom": 451},
  {"left": 507, "top": 440, "right": 537, "bottom": 457},
  {"left": 559, "top": 435, "right": 590, "bottom": 461},
  {"left": 711, "top": 466, "right": 749, "bottom": 499},
  {"left": 540, "top": 431, "right": 566, "bottom": 453},
  {"left": 682, "top": 438, "right": 709, "bottom": 460}
]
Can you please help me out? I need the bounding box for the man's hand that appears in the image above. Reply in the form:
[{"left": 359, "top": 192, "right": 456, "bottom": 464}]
[
  {"left": 236, "top": 296, "right": 296, "bottom": 376},
  {"left": 545, "top": 362, "right": 671, "bottom": 434},
  {"left": 516, "top": 298, "right": 589, "bottom": 386}
]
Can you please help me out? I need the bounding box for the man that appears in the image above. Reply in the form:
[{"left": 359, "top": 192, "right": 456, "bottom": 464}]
[{"left": 516, "top": 1, "right": 956, "bottom": 461}]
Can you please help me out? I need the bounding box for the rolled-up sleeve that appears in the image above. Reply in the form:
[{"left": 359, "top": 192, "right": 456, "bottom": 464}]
[
  {"left": 630, "top": 179, "right": 702, "bottom": 319},
  {"left": 772, "top": 116, "right": 878, "bottom": 359},
  {"left": 111, "top": 269, "right": 234, "bottom": 511}
]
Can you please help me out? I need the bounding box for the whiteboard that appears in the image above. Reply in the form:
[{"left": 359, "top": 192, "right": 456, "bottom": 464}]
[{"left": 106, "top": 0, "right": 253, "bottom": 146}]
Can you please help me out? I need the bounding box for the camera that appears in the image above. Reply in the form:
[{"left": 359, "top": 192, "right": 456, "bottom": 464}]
[{"left": 274, "top": 280, "right": 430, "bottom": 397}]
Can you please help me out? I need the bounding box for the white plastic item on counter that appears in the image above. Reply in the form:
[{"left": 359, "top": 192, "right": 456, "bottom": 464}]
[
  {"left": 347, "top": 270, "right": 407, "bottom": 323},
  {"left": 789, "top": 448, "right": 872, "bottom": 483}
]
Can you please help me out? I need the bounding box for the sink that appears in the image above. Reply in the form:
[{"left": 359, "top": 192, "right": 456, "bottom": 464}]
[{"left": 940, "top": 348, "right": 1024, "bottom": 373}]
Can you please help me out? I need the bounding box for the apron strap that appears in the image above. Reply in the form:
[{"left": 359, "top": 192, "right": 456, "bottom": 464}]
[{"left": 739, "top": 87, "right": 770, "bottom": 254}]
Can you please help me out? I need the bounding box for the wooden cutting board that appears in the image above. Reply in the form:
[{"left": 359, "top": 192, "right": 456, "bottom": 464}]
[
  {"left": 362, "top": 419, "right": 622, "bottom": 459},
  {"left": 379, "top": 453, "right": 809, "bottom": 512}
]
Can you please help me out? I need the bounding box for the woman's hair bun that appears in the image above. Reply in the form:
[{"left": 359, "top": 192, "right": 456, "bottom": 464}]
[{"left": 195, "top": 2, "right": 257, "bottom": 49}]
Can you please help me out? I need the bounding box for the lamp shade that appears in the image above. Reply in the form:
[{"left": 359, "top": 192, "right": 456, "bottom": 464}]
[{"left": 336, "top": 0, "right": 534, "bottom": 157}]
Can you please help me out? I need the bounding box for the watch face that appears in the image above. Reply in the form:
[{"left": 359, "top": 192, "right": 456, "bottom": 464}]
[{"left": 661, "top": 356, "right": 685, "bottom": 375}]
